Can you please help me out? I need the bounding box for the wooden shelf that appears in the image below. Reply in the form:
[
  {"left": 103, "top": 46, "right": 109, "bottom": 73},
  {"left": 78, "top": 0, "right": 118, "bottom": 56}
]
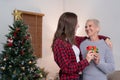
[{"left": 18, "top": 10, "right": 44, "bottom": 16}]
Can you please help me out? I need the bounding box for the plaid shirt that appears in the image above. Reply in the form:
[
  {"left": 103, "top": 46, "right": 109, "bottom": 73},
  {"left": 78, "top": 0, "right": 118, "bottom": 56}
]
[
  {"left": 53, "top": 36, "right": 89, "bottom": 80},
  {"left": 53, "top": 36, "right": 107, "bottom": 80}
]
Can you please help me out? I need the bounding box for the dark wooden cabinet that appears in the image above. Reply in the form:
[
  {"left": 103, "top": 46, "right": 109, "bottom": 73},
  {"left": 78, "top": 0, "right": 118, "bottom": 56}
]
[{"left": 18, "top": 10, "right": 44, "bottom": 58}]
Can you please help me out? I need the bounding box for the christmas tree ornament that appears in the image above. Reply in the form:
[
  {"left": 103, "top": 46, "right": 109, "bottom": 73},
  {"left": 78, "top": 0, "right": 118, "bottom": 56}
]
[
  {"left": 16, "top": 28, "right": 20, "bottom": 31},
  {"left": 12, "top": 9, "right": 22, "bottom": 20},
  {"left": 20, "top": 50, "right": 24, "bottom": 55},
  {"left": 21, "top": 67, "right": 25, "bottom": 71},
  {"left": 40, "top": 73, "right": 43, "bottom": 78},
  {"left": 29, "top": 61, "right": 32, "bottom": 64},
  {"left": 1, "top": 66, "right": 5, "bottom": 70},
  {"left": 13, "top": 70, "right": 16, "bottom": 74},
  {"left": 7, "top": 38, "right": 13, "bottom": 47},
  {"left": 9, "top": 65, "right": 12, "bottom": 68},
  {"left": 3, "top": 58, "right": 7, "bottom": 61}
]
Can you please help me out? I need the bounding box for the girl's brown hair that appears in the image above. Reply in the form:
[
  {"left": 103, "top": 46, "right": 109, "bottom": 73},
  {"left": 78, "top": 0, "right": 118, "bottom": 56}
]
[{"left": 52, "top": 12, "right": 77, "bottom": 47}]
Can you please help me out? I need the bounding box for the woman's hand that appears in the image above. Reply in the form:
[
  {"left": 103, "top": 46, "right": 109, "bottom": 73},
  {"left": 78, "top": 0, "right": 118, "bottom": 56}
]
[
  {"left": 86, "top": 50, "right": 95, "bottom": 63},
  {"left": 93, "top": 53, "right": 100, "bottom": 64}
]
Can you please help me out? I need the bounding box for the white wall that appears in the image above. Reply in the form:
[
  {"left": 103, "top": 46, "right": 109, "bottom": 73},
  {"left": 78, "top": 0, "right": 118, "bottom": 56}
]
[{"left": 64, "top": 0, "right": 120, "bottom": 70}]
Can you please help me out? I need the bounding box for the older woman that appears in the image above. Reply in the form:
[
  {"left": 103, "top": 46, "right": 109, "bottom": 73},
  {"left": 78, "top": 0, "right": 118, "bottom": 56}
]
[{"left": 80, "top": 19, "right": 115, "bottom": 80}]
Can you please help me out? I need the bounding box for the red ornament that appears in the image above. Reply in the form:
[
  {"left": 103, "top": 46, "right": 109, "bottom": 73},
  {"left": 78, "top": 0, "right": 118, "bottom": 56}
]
[
  {"left": 20, "top": 50, "right": 24, "bottom": 55},
  {"left": 16, "top": 28, "right": 20, "bottom": 31},
  {"left": 26, "top": 34, "right": 30, "bottom": 40},
  {"left": 13, "top": 28, "right": 20, "bottom": 37},
  {"left": 25, "top": 36, "right": 29, "bottom": 40},
  {"left": 14, "top": 32, "right": 17, "bottom": 37},
  {"left": 7, "top": 43, "right": 13, "bottom": 47},
  {"left": 7, "top": 38, "right": 13, "bottom": 47}
]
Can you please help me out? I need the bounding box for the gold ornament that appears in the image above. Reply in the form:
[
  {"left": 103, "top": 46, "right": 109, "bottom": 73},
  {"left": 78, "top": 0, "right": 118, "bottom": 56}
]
[
  {"left": 3, "top": 58, "right": 6, "bottom": 61},
  {"left": 13, "top": 70, "right": 16, "bottom": 74},
  {"left": 1, "top": 67, "right": 5, "bottom": 70},
  {"left": 29, "top": 61, "right": 32, "bottom": 64},
  {"left": 9, "top": 65, "right": 12, "bottom": 68},
  {"left": 40, "top": 73, "right": 43, "bottom": 78},
  {"left": 21, "top": 67, "right": 25, "bottom": 70},
  {"left": 12, "top": 9, "right": 22, "bottom": 21}
]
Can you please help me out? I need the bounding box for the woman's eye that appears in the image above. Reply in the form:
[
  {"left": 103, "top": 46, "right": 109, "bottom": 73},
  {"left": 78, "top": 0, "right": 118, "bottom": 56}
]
[
  {"left": 85, "top": 26, "right": 87, "bottom": 28},
  {"left": 89, "top": 25, "right": 92, "bottom": 27}
]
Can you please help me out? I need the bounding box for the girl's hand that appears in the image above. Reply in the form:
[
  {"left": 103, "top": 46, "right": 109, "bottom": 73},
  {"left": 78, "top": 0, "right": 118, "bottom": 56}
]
[
  {"left": 105, "top": 38, "right": 112, "bottom": 49},
  {"left": 94, "top": 53, "right": 100, "bottom": 64}
]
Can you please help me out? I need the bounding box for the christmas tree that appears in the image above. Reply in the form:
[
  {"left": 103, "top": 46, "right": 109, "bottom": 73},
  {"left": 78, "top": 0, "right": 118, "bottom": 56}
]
[{"left": 0, "top": 10, "right": 48, "bottom": 80}]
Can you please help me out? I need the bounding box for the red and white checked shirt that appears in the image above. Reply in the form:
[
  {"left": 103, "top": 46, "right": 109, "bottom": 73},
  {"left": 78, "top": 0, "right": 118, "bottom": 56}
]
[{"left": 52, "top": 36, "right": 107, "bottom": 80}]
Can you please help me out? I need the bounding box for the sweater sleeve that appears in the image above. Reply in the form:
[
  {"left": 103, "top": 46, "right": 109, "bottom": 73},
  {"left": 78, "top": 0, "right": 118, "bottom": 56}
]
[
  {"left": 53, "top": 39, "right": 89, "bottom": 74},
  {"left": 96, "top": 47, "right": 115, "bottom": 74}
]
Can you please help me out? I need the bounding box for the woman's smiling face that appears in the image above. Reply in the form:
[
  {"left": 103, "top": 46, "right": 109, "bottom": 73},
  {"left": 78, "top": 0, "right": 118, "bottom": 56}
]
[{"left": 85, "top": 20, "right": 99, "bottom": 37}]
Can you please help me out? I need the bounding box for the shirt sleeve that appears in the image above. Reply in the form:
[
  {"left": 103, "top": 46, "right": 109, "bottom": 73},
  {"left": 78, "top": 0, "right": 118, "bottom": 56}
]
[
  {"left": 53, "top": 39, "right": 89, "bottom": 74},
  {"left": 75, "top": 36, "right": 87, "bottom": 47},
  {"left": 96, "top": 47, "right": 115, "bottom": 74},
  {"left": 75, "top": 35, "right": 108, "bottom": 47},
  {"left": 98, "top": 35, "right": 109, "bottom": 40}
]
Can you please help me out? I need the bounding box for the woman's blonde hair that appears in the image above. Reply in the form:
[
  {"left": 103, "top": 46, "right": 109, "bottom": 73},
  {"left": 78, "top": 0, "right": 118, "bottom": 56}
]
[{"left": 86, "top": 19, "right": 100, "bottom": 27}]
